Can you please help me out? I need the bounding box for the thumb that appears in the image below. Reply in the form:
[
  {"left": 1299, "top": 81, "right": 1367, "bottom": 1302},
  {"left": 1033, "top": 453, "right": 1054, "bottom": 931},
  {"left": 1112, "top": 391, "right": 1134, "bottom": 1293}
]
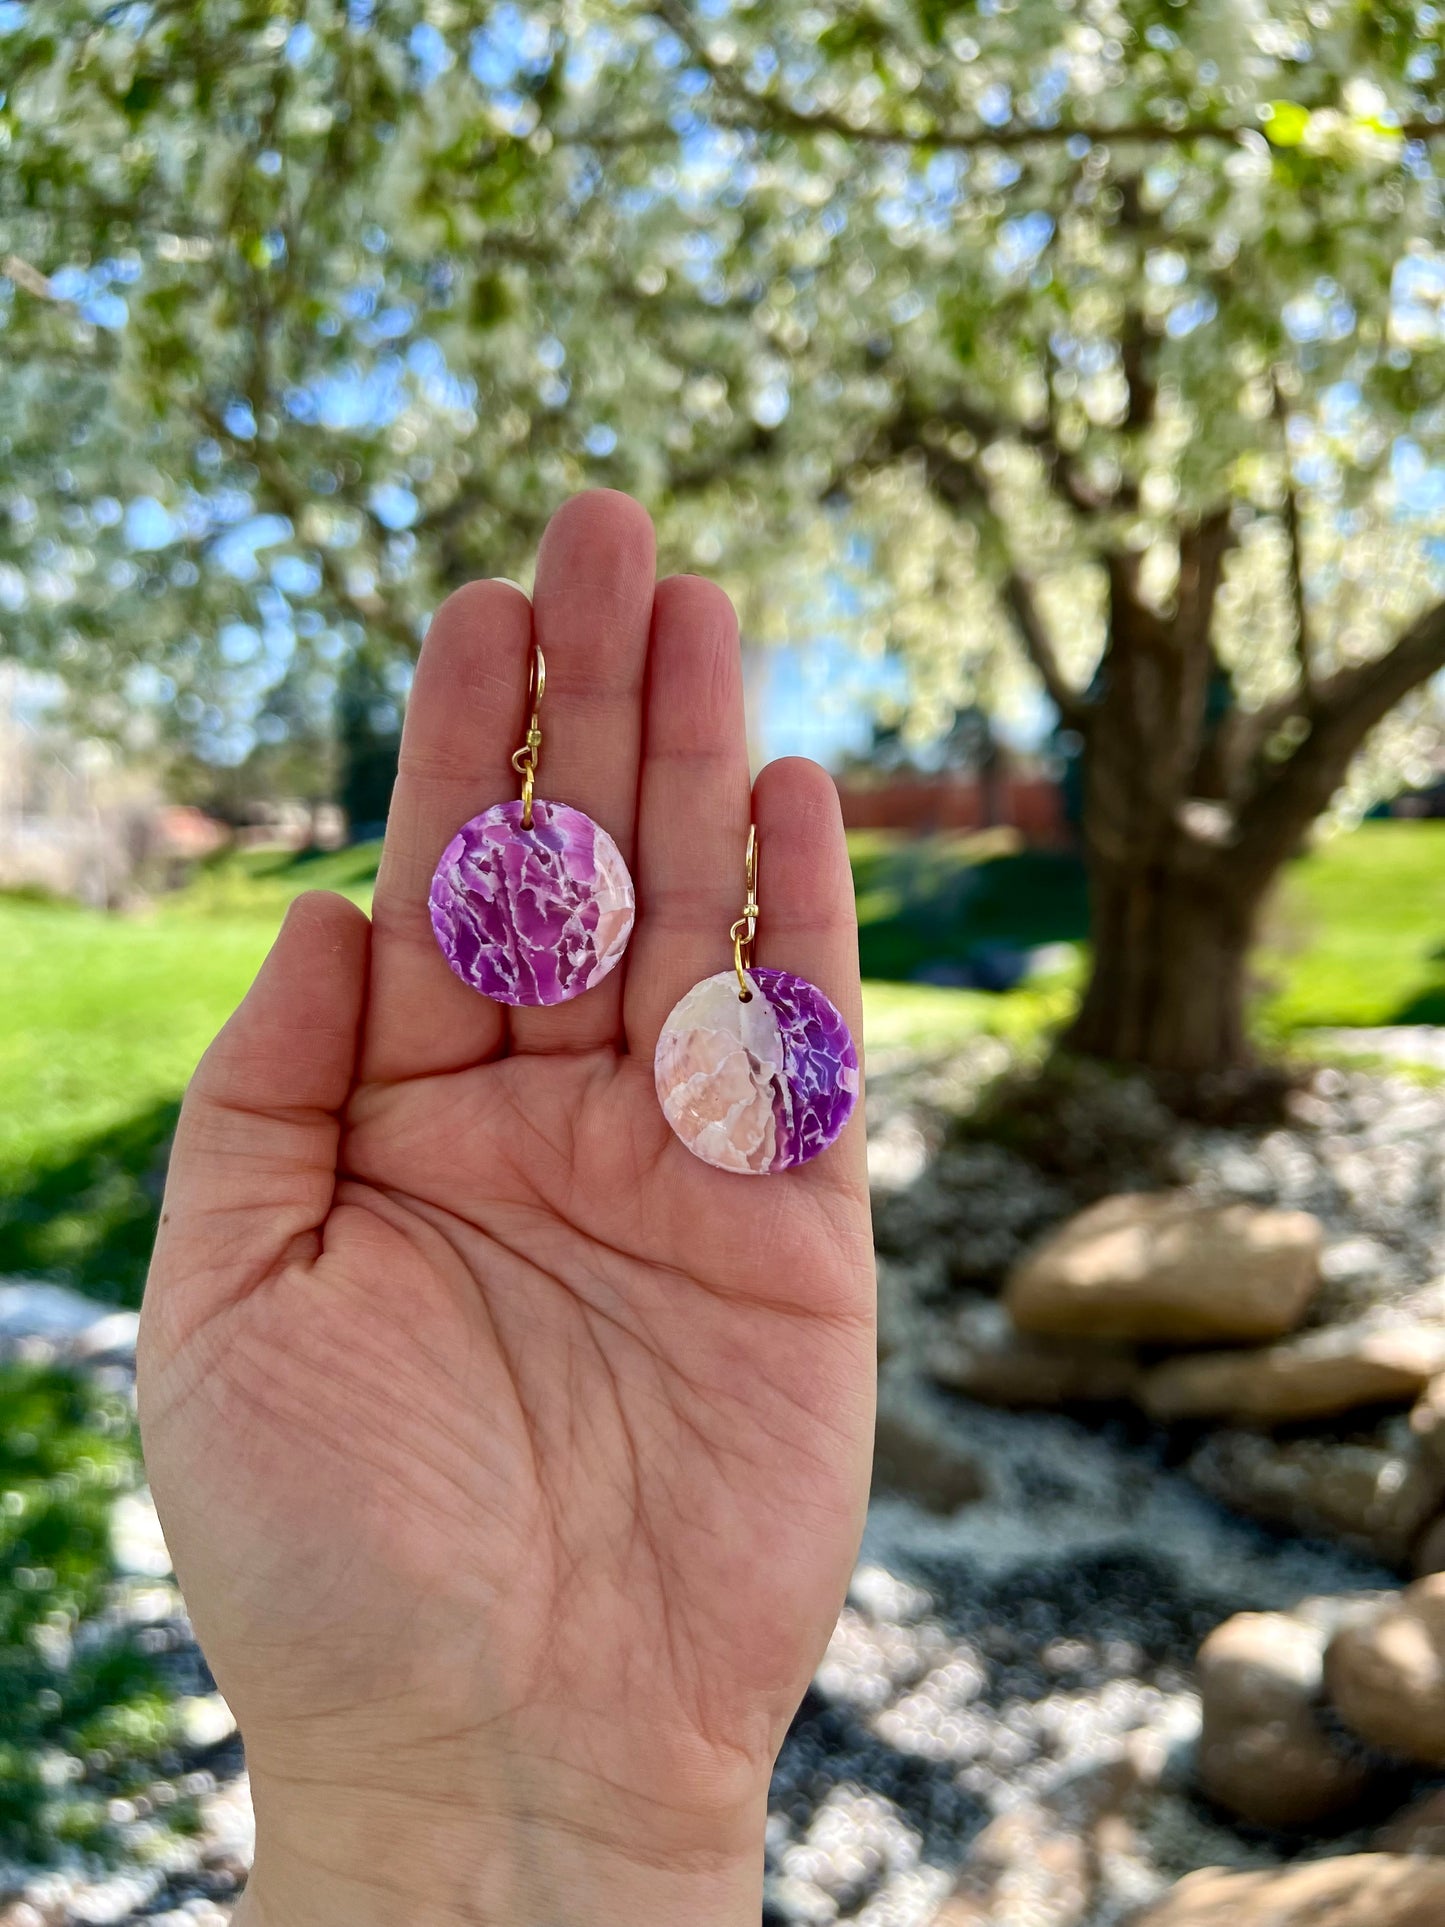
[{"left": 145, "top": 890, "right": 370, "bottom": 1342}]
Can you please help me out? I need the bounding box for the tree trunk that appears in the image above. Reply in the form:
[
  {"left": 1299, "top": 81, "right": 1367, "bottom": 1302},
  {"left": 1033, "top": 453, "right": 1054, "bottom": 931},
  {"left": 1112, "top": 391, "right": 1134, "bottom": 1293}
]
[
  {"left": 896, "top": 408, "right": 1445, "bottom": 1085},
  {"left": 1064, "top": 855, "right": 1260, "bottom": 1076},
  {"left": 1060, "top": 518, "right": 1265, "bottom": 1080}
]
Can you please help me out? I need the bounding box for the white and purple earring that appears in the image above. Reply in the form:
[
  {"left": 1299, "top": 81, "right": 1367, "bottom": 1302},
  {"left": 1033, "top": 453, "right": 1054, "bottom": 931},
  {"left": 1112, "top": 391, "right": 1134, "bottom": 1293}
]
[
  {"left": 655, "top": 825, "right": 859, "bottom": 1175},
  {"left": 429, "top": 641, "right": 635, "bottom": 1005}
]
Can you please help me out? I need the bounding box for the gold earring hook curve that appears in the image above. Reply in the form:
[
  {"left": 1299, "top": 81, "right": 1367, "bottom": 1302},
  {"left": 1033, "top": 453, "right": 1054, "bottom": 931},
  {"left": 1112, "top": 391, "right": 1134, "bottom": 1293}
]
[
  {"left": 510, "top": 640, "right": 545, "bottom": 828},
  {"left": 729, "top": 823, "right": 759, "bottom": 1002}
]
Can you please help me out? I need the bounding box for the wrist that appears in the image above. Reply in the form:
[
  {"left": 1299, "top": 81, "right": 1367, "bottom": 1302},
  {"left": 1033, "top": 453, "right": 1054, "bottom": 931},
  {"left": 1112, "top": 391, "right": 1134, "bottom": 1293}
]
[{"left": 232, "top": 1765, "right": 766, "bottom": 1927}]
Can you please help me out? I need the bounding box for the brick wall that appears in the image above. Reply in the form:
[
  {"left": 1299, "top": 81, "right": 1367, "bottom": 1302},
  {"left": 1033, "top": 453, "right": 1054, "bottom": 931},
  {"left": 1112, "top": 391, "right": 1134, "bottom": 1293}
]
[{"left": 835, "top": 774, "right": 1067, "bottom": 843}]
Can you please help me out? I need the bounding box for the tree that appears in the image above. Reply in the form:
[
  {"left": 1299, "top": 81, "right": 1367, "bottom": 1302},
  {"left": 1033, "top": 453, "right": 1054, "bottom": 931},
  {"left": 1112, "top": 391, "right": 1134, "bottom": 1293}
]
[
  {"left": 0, "top": 3, "right": 804, "bottom": 763},
  {"left": 335, "top": 651, "right": 403, "bottom": 837},
  {"left": 680, "top": 0, "right": 1445, "bottom": 1078},
  {"left": 6, "top": 1, "right": 1445, "bottom": 1080}
]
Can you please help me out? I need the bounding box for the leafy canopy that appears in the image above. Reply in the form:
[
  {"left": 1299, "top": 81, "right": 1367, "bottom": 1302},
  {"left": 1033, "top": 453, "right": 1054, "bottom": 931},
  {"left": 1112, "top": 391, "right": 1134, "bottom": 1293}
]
[{"left": 2, "top": 1, "right": 1444, "bottom": 789}]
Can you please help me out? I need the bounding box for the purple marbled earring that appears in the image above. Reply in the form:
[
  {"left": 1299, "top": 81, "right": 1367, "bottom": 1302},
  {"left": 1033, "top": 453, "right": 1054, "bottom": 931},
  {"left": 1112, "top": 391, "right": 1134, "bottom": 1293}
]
[
  {"left": 429, "top": 641, "right": 635, "bottom": 1007},
  {"left": 654, "top": 827, "right": 859, "bottom": 1174}
]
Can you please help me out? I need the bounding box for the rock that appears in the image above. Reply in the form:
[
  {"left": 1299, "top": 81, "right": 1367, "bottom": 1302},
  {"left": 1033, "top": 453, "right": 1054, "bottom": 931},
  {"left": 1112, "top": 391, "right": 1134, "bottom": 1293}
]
[
  {"left": 1134, "top": 1855, "right": 1445, "bottom": 1926},
  {"left": 1326, "top": 1577, "right": 1445, "bottom": 1765},
  {"left": 111, "top": 1490, "right": 172, "bottom": 1579},
  {"left": 198, "top": 1771, "right": 255, "bottom": 1870},
  {"left": 1377, "top": 1788, "right": 1445, "bottom": 1856},
  {"left": 934, "top": 1807, "right": 1090, "bottom": 1925},
  {"left": 930, "top": 1297, "right": 1140, "bottom": 1408},
  {"left": 1413, "top": 1514, "right": 1445, "bottom": 1577},
  {"left": 1143, "top": 1323, "right": 1445, "bottom": 1426},
  {"left": 1410, "top": 1375, "right": 1445, "bottom": 1465},
  {"left": 935, "top": 1741, "right": 1166, "bottom": 1927},
  {"left": 1194, "top": 1608, "right": 1377, "bottom": 1827},
  {"left": 0, "top": 1281, "right": 136, "bottom": 1366},
  {"left": 1005, "top": 1194, "right": 1321, "bottom": 1344},
  {"left": 0, "top": 1280, "right": 113, "bottom": 1339},
  {"left": 68, "top": 1309, "right": 139, "bottom": 1365},
  {"left": 875, "top": 1256, "right": 937, "bottom": 1363},
  {"left": 871, "top": 1394, "right": 986, "bottom": 1516},
  {"left": 1411, "top": 1507, "right": 1445, "bottom": 1575},
  {"left": 1186, "top": 1427, "right": 1443, "bottom": 1567},
  {"left": 176, "top": 1692, "right": 237, "bottom": 1750}
]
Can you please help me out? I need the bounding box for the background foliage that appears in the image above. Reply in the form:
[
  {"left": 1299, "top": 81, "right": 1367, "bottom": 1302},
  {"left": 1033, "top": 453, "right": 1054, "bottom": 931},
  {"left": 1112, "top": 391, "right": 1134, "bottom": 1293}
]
[{"left": 3, "top": 0, "right": 1445, "bottom": 799}]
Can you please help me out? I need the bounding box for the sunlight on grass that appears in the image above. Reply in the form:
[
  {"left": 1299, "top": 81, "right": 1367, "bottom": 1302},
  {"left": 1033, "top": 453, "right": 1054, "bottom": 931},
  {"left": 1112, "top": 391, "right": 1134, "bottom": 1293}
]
[
  {"left": 1257, "top": 821, "right": 1445, "bottom": 1034},
  {"left": 0, "top": 899, "right": 274, "bottom": 1182},
  {"left": 861, "top": 979, "right": 1076, "bottom": 1059}
]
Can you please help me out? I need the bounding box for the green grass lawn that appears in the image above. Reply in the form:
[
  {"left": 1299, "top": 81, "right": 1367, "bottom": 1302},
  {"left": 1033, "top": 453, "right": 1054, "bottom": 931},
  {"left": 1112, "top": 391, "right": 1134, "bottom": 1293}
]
[
  {"left": 1256, "top": 820, "right": 1445, "bottom": 1033},
  {"left": 1, "top": 839, "right": 380, "bottom": 1172},
  {"left": 2, "top": 821, "right": 1442, "bottom": 1303},
  {"left": 0, "top": 844, "right": 380, "bottom": 1302}
]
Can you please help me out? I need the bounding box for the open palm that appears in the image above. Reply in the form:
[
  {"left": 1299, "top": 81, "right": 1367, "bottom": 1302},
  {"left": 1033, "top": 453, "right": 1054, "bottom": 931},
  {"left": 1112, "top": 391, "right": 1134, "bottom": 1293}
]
[{"left": 137, "top": 494, "right": 874, "bottom": 1927}]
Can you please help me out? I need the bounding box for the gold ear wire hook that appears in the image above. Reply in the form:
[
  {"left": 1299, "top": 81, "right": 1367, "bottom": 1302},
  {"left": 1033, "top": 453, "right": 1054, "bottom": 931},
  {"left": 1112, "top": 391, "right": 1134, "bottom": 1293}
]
[
  {"left": 510, "top": 640, "right": 545, "bottom": 828},
  {"left": 729, "top": 823, "right": 759, "bottom": 1002}
]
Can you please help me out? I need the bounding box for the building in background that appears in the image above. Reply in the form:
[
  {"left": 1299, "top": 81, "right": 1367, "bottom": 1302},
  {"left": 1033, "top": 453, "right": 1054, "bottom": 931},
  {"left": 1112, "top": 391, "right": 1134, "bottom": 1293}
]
[
  {"left": 833, "top": 707, "right": 1069, "bottom": 845},
  {"left": 0, "top": 666, "right": 228, "bottom": 903}
]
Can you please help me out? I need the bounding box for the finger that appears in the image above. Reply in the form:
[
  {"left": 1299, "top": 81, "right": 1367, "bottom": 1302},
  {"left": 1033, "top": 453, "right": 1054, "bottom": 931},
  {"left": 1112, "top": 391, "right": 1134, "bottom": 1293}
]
[
  {"left": 144, "top": 892, "right": 369, "bottom": 1342},
  {"left": 750, "top": 758, "right": 866, "bottom": 1187},
  {"left": 624, "top": 575, "right": 752, "bottom": 1055},
  {"left": 507, "top": 489, "right": 656, "bottom": 1054},
  {"left": 360, "top": 579, "right": 532, "bottom": 1082}
]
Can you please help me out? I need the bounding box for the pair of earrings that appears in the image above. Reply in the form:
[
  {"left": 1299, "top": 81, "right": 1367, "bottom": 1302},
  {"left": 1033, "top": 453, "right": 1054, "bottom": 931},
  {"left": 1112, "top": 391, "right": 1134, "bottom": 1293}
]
[{"left": 428, "top": 640, "right": 859, "bottom": 1175}]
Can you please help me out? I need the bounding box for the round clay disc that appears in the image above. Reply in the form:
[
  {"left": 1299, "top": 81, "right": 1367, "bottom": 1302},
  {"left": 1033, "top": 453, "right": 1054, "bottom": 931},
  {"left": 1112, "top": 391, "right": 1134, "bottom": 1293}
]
[
  {"left": 429, "top": 798, "right": 635, "bottom": 1007},
  {"left": 654, "top": 966, "right": 859, "bottom": 1174}
]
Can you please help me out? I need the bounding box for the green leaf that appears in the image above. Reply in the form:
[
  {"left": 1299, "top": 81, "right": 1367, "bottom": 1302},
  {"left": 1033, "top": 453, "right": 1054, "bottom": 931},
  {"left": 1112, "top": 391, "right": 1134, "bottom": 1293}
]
[
  {"left": 1263, "top": 100, "right": 1311, "bottom": 146},
  {"left": 817, "top": 19, "right": 884, "bottom": 58},
  {"left": 123, "top": 73, "right": 162, "bottom": 118}
]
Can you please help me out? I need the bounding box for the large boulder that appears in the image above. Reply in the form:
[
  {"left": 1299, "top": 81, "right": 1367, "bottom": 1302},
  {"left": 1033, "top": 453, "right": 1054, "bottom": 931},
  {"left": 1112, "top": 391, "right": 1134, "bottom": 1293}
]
[
  {"left": 1410, "top": 1374, "right": 1445, "bottom": 1467},
  {"left": 1377, "top": 1788, "right": 1445, "bottom": 1856},
  {"left": 1326, "top": 1577, "right": 1445, "bottom": 1765},
  {"left": 871, "top": 1380, "right": 986, "bottom": 1516},
  {"left": 930, "top": 1297, "right": 1141, "bottom": 1408},
  {"left": 1413, "top": 1514, "right": 1445, "bottom": 1577},
  {"left": 1194, "top": 1607, "right": 1378, "bottom": 1827},
  {"left": 1143, "top": 1323, "right": 1445, "bottom": 1426},
  {"left": 0, "top": 1280, "right": 138, "bottom": 1367},
  {"left": 1005, "top": 1194, "right": 1321, "bottom": 1344},
  {"left": 1410, "top": 1384, "right": 1445, "bottom": 1570},
  {"left": 1134, "top": 1855, "right": 1445, "bottom": 1926},
  {"left": 1186, "top": 1427, "right": 1443, "bottom": 1567}
]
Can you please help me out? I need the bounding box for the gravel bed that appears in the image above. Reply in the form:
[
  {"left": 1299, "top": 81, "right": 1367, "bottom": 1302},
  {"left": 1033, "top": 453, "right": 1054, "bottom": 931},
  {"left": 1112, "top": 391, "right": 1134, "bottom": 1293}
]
[
  {"left": 766, "top": 1391, "right": 1400, "bottom": 1926},
  {"left": 9, "top": 1049, "right": 1445, "bottom": 1925}
]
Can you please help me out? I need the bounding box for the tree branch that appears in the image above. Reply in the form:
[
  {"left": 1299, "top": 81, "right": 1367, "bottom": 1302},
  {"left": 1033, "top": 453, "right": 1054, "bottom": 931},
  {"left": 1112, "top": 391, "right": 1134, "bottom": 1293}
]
[
  {"left": 837, "top": 393, "right": 1091, "bottom": 723},
  {"left": 2, "top": 255, "right": 58, "bottom": 299},
  {"left": 1176, "top": 507, "right": 1235, "bottom": 651},
  {"left": 1234, "top": 596, "right": 1445, "bottom": 878},
  {"left": 1271, "top": 374, "right": 1313, "bottom": 698},
  {"left": 647, "top": 4, "right": 1445, "bottom": 157},
  {"left": 867, "top": 393, "right": 1135, "bottom": 519},
  {"left": 1000, "top": 569, "right": 1089, "bottom": 728},
  {"left": 195, "top": 404, "right": 419, "bottom": 657}
]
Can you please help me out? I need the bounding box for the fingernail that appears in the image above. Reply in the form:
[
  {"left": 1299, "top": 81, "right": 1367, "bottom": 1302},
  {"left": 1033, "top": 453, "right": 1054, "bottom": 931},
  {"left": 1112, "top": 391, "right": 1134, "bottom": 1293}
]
[{"left": 489, "top": 576, "right": 531, "bottom": 597}]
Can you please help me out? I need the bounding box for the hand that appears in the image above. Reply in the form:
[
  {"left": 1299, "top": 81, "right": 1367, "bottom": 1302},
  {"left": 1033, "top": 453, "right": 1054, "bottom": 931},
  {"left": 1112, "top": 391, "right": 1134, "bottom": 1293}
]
[{"left": 137, "top": 492, "right": 875, "bottom": 1927}]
